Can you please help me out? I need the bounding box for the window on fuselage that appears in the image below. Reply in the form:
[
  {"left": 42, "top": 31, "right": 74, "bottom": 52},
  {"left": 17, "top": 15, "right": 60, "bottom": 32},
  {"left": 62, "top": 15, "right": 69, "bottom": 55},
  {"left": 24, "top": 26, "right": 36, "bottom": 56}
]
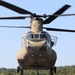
[{"left": 35, "top": 34, "right": 39, "bottom": 39}]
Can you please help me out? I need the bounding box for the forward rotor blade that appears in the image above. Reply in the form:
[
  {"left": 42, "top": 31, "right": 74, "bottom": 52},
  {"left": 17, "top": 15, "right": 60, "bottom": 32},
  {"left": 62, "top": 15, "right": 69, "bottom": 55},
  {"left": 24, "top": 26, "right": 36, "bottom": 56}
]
[
  {"left": 0, "top": 0, "right": 33, "bottom": 14},
  {"left": 43, "top": 5, "right": 71, "bottom": 24},
  {"left": 0, "top": 14, "right": 75, "bottom": 20},
  {"left": 36, "top": 14, "right": 75, "bottom": 18},
  {"left": 44, "top": 27, "right": 75, "bottom": 32},
  {"left": 52, "top": 14, "right": 75, "bottom": 16},
  {"left": 0, "top": 16, "right": 26, "bottom": 19},
  {"left": 0, "top": 26, "right": 30, "bottom": 28}
]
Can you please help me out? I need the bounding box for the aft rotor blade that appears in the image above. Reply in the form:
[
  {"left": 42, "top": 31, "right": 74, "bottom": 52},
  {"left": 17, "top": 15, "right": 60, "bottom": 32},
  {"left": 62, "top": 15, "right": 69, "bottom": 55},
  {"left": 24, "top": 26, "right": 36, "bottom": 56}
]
[
  {"left": 43, "top": 5, "right": 71, "bottom": 24},
  {"left": 0, "top": 0, "right": 33, "bottom": 14},
  {"left": 0, "top": 26, "right": 30, "bottom": 28},
  {"left": 0, "top": 16, "right": 26, "bottom": 19},
  {"left": 44, "top": 27, "right": 75, "bottom": 32}
]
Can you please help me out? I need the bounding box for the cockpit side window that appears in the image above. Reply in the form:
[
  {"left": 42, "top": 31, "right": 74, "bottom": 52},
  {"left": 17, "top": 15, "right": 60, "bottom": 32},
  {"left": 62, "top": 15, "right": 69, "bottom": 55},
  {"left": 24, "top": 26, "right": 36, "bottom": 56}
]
[
  {"left": 42, "top": 31, "right": 51, "bottom": 43},
  {"left": 40, "top": 34, "right": 46, "bottom": 39},
  {"left": 26, "top": 34, "right": 34, "bottom": 39}
]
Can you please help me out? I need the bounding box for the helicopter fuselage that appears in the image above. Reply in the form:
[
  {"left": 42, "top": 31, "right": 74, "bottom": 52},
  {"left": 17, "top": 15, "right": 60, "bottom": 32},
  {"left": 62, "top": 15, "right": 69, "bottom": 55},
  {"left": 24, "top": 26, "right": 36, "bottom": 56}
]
[{"left": 17, "top": 31, "right": 57, "bottom": 69}]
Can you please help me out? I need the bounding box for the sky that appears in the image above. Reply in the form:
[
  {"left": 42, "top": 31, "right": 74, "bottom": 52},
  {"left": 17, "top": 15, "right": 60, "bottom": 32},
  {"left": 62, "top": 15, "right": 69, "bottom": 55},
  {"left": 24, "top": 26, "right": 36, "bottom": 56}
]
[{"left": 0, "top": 0, "right": 75, "bottom": 68}]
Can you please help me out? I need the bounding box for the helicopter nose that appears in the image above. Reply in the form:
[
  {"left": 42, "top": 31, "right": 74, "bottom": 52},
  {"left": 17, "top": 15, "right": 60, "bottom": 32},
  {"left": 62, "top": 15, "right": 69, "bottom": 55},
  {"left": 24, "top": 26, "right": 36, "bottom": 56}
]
[
  {"left": 26, "top": 40, "right": 51, "bottom": 53},
  {"left": 28, "top": 40, "right": 46, "bottom": 49},
  {"left": 40, "top": 42, "right": 47, "bottom": 51}
]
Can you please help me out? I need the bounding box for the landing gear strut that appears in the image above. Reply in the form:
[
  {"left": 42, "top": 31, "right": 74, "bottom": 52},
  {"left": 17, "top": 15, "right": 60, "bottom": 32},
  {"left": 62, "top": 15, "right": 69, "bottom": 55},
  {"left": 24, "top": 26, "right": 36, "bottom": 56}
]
[
  {"left": 50, "top": 66, "right": 57, "bottom": 75},
  {"left": 36, "top": 59, "right": 39, "bottom": 75},
  {"left": 17, "top": 66, "right": 23, "bottom": 75},
  {"left": 17, "top": 66, "right": 56, "bottom": 75}
]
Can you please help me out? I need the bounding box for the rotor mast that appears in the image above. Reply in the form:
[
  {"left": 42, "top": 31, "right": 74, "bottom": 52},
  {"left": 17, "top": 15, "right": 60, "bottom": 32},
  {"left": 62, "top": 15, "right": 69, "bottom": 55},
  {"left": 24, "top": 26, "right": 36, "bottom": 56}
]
[{"left": 30, "top": 18, "right": 43, "bottom": 34}]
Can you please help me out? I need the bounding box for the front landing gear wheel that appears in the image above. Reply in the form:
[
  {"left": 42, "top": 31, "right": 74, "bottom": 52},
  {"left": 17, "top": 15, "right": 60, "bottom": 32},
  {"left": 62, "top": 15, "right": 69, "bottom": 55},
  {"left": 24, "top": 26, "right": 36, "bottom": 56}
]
[
  {"left": 54, "top": 67, "right": 56, "bottom": 73},
  {"left": 50, "top": 66, "right": 57, "bottom": 75},
  {"left": 50, "top": 67, "right": 53, "bottom": 75},
  {"left": 17, "top": 66, "right": 20, "bottom": 73},
  {"left": 17, "top": 66, "right": 23, "bottom": 75}
]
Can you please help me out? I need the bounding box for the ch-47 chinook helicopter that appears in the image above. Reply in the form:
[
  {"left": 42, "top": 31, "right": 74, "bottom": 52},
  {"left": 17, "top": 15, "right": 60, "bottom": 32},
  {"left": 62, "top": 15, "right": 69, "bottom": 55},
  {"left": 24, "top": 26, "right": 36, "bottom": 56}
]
[{"left": 0, "top": 0, "right": 75, "bottom": 75}]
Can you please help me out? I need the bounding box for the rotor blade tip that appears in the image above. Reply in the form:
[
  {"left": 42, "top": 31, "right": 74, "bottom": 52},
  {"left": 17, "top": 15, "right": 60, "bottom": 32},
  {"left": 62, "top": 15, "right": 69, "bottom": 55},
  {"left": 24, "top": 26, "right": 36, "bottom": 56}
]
[{"left": 65, "top": 4, "right": 71, "bottom": 7}]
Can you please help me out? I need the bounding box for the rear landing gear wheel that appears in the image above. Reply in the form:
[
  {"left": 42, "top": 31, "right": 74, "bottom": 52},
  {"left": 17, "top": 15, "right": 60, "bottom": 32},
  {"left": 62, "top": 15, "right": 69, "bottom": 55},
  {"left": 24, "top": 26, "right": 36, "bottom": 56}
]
[{"left": 17, "top": 66, "right": 20, "bottom": 73}]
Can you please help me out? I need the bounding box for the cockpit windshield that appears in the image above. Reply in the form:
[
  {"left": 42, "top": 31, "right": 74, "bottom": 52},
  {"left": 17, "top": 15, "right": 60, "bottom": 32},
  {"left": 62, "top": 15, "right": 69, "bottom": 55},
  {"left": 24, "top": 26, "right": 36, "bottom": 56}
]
[{"left": 26, "top": 33, "right": 47, "bottom": 40}]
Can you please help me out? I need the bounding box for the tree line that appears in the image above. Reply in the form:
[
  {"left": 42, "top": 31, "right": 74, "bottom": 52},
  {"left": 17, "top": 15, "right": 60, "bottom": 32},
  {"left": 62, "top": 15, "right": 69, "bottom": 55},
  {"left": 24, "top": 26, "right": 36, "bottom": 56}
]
[{"left": 0, "top": 65, "right": 75, "bottom": 75}]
